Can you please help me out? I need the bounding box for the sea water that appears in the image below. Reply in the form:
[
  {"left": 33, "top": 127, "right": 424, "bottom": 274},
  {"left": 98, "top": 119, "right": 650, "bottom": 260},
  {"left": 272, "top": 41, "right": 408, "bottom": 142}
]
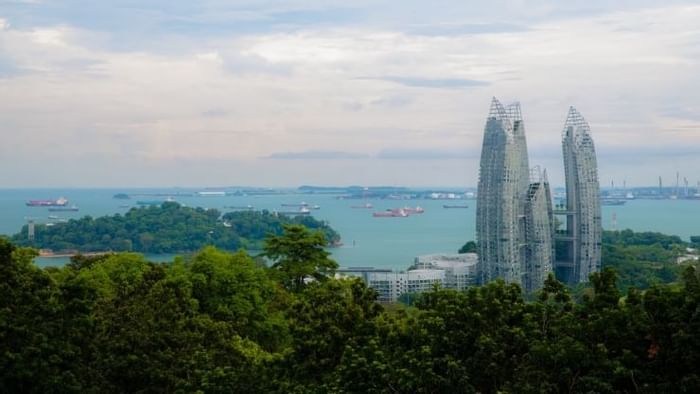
[{"left": 1, "top": 188, "right": 698, "bottom": 270}]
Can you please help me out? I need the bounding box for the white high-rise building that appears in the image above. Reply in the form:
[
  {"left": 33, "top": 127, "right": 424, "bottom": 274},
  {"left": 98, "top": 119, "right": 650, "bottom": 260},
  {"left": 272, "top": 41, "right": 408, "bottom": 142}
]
[
  {"left": 523, "top": 167, "right": 555, "bottom": 292},
  {"left": 476, "top": 97, "right": 531, "bottom": 286},
  {"left": 556, "top": 107, "right": 602, "bottom": 284},
  {"left": 476, "top": 97, "right": 555, "bottom": 291}
]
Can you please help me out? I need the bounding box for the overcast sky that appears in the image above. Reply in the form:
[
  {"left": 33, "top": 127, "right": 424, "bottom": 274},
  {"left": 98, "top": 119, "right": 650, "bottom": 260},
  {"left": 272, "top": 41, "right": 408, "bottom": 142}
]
[{"left": 1, "top": 0, "right": 699, "bottom": 188}]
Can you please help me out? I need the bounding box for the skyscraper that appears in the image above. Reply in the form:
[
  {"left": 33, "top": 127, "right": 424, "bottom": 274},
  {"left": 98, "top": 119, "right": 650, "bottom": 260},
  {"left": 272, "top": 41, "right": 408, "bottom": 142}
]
[
  {"left": 523, "top": 166, "right": 555, "bottom": 292},
  {"left": 476, "top": 97, "right": 530, "bottom": 285},
  {"left": 555, "top": 107, "right": 602, "bottom": 284}
]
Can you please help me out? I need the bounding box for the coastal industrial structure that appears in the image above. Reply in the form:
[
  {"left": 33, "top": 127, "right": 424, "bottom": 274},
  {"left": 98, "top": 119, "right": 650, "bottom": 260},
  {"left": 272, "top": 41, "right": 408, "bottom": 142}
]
[
  {"left": 475, "top": 97, "right": 555, "bottom": 292},
  {"left": 554, "top": 107, "right": 602, "bottom": 284}
]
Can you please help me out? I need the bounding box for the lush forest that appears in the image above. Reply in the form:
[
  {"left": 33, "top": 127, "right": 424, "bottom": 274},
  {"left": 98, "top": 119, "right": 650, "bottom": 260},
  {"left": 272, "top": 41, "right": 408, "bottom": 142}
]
[
  {"left": 2, "top": 225, "right": 700, "bottom": 393},
  {"left": 601, "top": 229, "right": 692, "bottom": 291},
  {"left": 11, "top": 202, "right": 340, "bottom": 253}
]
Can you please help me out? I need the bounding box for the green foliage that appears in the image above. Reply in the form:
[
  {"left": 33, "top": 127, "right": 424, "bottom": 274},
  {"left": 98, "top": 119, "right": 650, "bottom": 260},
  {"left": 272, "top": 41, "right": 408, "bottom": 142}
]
[
  {"left": 396, "top": 291, "right": 422, "bottom": 306},
  {"left": 11, "top": 202, "right": 339, "bottom": 254},
  {"left": 263, "top": 224, "right": 338, "bottom": 292},
  {"left": 458, "top": 240, "right": 477, "bottom": 254},
  {"left": 603, "top": 229, "right": 684, "bottom": 248},
  {"left": 602, "top": 229, "right": 689, "bottom": 291},
  {"left": 690, "top": 235, "right": 700, "bottom": 247},
  {"left": 3, "top": 232, "right": 700, "bottom": 393},
  {"left": 280, "top": 278, "right": 382, "bottom": 392}
]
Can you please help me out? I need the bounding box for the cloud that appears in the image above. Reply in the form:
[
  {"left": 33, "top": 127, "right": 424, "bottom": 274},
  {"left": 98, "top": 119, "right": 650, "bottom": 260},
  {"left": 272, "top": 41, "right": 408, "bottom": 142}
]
[
  {"left": 365, "top": 76, "right": 489, "bottom": 89},
  {"left": 377, "top": 148, "right": 478, "bottom": 160},
  {"left": 407, "top": 22, "right": 530, "bottom": 36},
  {"left": 264, "top": 151, "right": 371, "bottom": 160},
  {"left": 201, "top": 108, "right": 229, "bottom": 117},
  {"left": 1, "top": 2, "right": 700, "bottom": 187}
]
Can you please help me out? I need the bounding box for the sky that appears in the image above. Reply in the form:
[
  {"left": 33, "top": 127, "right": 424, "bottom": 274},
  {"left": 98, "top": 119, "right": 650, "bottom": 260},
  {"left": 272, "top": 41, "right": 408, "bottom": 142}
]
[{"left": 1, "top": 0, "right": 699, "bottom": 188}]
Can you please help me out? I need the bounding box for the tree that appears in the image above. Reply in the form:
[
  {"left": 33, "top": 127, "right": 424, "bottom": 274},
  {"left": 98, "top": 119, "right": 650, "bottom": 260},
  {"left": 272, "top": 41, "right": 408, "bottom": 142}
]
[
  {"left": 279, "top": 278, "right": 382, "bottom": 391},
  {"left": 263, "top": 224, "right": 338, "bottom": 292},
  {"left": 458, "top": 240, "right": 477, "bottom": 254}
]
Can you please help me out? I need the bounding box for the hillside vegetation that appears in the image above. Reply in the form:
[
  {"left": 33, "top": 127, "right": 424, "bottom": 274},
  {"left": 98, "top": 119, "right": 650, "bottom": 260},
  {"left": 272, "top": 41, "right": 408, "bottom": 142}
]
[
  {"left": 12, "top": 202, "right": 340, "bottom": 253},
  {"left": 2, "top": 225, "right": 700, "bottom": 392}
]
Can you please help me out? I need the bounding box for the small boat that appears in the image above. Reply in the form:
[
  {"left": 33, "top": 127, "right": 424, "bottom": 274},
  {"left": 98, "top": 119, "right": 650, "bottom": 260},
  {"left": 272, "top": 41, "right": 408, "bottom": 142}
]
[
  {"left": 48, "top": 205, "right": 79, "bottom": 212},
  {"left": 443, "top": 204, "right": 469, "bottom": 209},
  {"left": 278, "top": 207, "right": 311, "bottom": 216}
]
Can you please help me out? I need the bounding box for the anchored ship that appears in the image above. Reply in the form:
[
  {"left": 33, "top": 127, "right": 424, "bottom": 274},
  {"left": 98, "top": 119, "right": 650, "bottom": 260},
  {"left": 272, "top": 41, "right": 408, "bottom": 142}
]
[
  {"left": 26, "top": 197, "right": 69, "bottom": 207},
  {"left": 373, "top": 208, "right": 409, "bottom": 218}
]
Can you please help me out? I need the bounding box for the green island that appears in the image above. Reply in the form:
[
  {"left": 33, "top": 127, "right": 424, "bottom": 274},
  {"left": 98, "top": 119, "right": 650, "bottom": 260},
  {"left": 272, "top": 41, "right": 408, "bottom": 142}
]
[
  {"left": 11, "top": 201, "right": 340, "bottom": 254},
  {"left": 2, "top": 225, "right": 700, "bottom": 392}
]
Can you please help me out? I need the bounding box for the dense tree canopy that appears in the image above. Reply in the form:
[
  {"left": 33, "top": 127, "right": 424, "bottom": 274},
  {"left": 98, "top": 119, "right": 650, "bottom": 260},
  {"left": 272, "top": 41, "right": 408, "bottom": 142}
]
[
  {"left": 264, "top": 224, "right": 338, "bottom": 292},
  {"left": 11, "top": 202, "right": 340, "bottom": 254},
  {"left": 602, "top": 229, "right": 689, "bottom": 291},
  {"left": 458, "top": 240, "right": 477, "bottom": 254},
  {"left": 2, "top": 226, "right": 700, "bottom": 392}
]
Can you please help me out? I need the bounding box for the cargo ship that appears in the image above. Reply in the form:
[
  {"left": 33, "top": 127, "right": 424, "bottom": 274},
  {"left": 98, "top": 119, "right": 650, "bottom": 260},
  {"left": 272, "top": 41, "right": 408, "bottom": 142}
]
[
  {"left": 402, "top": 206, "right": 424, "bottom": 214},
  {"left": 373, "top": 208, "right": 409, "bottom": 218},
  {"left": 351, "top": 203, "right": 374, "bottom": 209},
  {"left": 601, "top": 199, "right": 626, "bottom": 206},
  {"left": 26, "top": 197, "right": 69, "bottom": 207},
  {"left": 443, "top": 204, "right": 469, "bottom": 208}
]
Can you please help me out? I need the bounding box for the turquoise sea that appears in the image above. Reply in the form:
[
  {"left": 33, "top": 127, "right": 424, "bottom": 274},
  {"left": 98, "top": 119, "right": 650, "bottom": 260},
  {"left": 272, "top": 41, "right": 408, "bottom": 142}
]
[{"left": 1, "top": 188, "right": 698, "bottom": 270}]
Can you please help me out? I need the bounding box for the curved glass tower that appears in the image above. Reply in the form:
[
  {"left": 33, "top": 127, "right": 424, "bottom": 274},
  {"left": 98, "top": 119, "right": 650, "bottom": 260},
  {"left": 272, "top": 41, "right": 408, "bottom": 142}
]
[
  {"left": 476, "top": 97, "right": 530, "bottom": 285},
  {"left": 523, "top": 166, "right": 554, "bottom": 292},
  {"left": 556, "top": 107, "right": 602, "bottom": 284}
]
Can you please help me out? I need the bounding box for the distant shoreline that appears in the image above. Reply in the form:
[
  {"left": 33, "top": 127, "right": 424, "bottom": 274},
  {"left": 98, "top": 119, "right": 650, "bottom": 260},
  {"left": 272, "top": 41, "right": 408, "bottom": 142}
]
[{"left": 38, "top": 250, "right": 113, "bottom": 258}]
